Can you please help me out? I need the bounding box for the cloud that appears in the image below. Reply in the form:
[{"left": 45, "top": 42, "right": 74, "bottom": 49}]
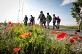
[{"left": 60, "top": 0, "right": 78, "bottom": 6}]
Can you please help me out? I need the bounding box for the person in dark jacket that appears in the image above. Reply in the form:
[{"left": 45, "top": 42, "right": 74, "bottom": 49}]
[
  {"left": 53, "top": 14, "right": 57, "bottom": 29},
  {"left": 38, "top": 11, "right": 46, "bottom": 27},
  {"left": 24, "top": 15, "right": 28, "bottom": 26},
  {"left": 29, "top": 15, "right": 35, "bottom": 26}
]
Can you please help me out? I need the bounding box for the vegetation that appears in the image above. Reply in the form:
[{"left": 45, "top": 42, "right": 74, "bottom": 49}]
[
  {"left": 71, "top": 0, "right": 82, "bottom": 22},
  {"left": 0, "top": 22, "right": 82, "bottom": 54}
]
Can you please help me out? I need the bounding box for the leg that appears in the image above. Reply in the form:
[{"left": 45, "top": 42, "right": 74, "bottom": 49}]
[
  {"left": 53, "top": 21, "right": 55, "bottom": 29},
  {"left": 40, "top": 21, "right": 42, "bottom": 26},
  {"left": 47, "top": 20, "right": 49, "bottom": 29},
  {"left": 78, "top": 20, "right": 81, "bottom": 30},
  {"left": 76, "top": 19, "right": 82, "bottom": 32}
]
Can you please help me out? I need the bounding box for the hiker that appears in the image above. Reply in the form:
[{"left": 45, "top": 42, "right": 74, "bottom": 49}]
[
  {"left": 57, "top": 16, "right": 61, "bottom": 29},
  {"left": 53, "top": 14, "right": 57, "bottom": 29},
  {"left": 38, "top": 11, "right": 46, "bottom": 27},
  {"left": 76, "top": 4, "right": 82, "bottom": 32},
  {"left": 46, "top": 13, "right": 52, "bottom": 29},
  {"left": 24, "top": 15, "right": 28, "bottom": 26},
  {"left": 29, "top": 15, "right": 35, "bottom": 26}
]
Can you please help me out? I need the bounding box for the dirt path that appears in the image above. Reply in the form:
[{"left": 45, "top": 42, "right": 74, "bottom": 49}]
[{"left": 48, "top": 28, "right": 82, "bottom": 36}]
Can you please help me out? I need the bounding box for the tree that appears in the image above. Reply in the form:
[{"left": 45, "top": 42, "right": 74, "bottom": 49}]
[{"left": 71, "top": 0, "right": 82, "bottom": 22}]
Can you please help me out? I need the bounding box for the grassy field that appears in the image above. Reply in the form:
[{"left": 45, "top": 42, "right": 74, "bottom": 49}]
[{"left": 60, "top": 25, "right": 78, "bottom": 29}]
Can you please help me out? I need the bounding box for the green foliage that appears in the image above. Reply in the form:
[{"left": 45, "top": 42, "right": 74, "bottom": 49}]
[
  {"left": 0, "top": 24, "right": 82, "bottom": 54},
  {"left": 71, "top": 0, "right": 82, "bottom": 22}
]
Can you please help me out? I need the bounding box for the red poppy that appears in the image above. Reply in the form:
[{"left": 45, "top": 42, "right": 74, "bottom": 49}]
[
  {"left": 69, "top": 38, "right": 75, "bottom": 43},
  {"left": 13, "top": 47, "right": 21, "bottom": 53},
  {"left": 57, "top": 32, "right": 67, "bottom": 40},
  {"left": 79, "top": 37, "right": 82, "bottom": 40},
  {"left": 18, "top": 22, "right": 20, "bottom": 26},
  {"left": 74, "top": 32, "right": 77, "bottom": 35},
  {"left": 27, "top": 32, "right": 32, "bottom": 36},
  {"left": 51, "top": 30, "right": 58, "bottom": 34},
  {"left": 10, "top": 23, "right": 14, "bottom": 27},
  {"left": 20, "top": 33, "right": 28, "bottom": 38},
  {"left": 20, "top": 32, "right": 32, "bottom": 38},
  {"left": 8, "top": 21, "right": 12, "bottom": 25},
  {"left": 72, "top": 36, "right": 79, "bottom": 40}
]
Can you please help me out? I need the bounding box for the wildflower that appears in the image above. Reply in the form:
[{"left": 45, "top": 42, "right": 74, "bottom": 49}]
[
  {"left": 72, "top": 36, "right": 79, "bottom": 40},
  {"left": 8, "top": 21, "right": 12, "bottom": 25},
  {"left": 51, "top": 30, "right": 58, "bottom": 34},
  {"left": 20, "top": 32, "right": 32, "bottom": 38},
  {"left": 27, "top": 32, "right": 32, "bottom": 36},
  {"left": 79, "top": 37, "right": 82, "bottom": 40},
  {"left": 18, "top": 22, "right": 20, "bottom": 26},
  {"left": 69, "top": 38, "right": 75, "bottom": 43},
  {"left": 74, "top": 32, "right": 77, "bottom": 35},
  {"left": 20, "top": 33, "right": 28, "bottom": 38},
  {"left": 57, "top": 32, "right": 67, "bottom": 40},
  {"left": 13, "top": 47, "right": 21, "bottom": 53},
  {"left": 10, "top": 23, "right": 14, "bottom": 27}
]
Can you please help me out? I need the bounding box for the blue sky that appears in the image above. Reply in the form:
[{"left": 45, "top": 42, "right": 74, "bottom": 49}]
[{"left": 0, "top": 0, "right": 77, "bottom": 26}]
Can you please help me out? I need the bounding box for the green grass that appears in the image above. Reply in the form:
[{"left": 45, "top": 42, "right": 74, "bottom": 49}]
[
  {"left": 60, "top": 25, "right": 78, "bottom": 29},
  {"left": 60, "top": 25, "right": 82, "bottom": 30}
]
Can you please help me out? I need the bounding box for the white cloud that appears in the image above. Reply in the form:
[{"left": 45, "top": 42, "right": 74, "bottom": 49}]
[{"left": 60, "top": 0, "right": 78, "bottom": 6}]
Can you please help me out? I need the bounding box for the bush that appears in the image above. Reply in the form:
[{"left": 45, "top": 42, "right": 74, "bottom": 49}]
[{"left": 0, "top": 22, "right": 82, "bottom": 54}]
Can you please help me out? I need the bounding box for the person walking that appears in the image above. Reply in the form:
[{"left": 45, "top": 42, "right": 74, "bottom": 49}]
[
  {"left": 29, "top": 15, "right": 35, "bottom": 26},
  {"left": 38, "top": 11, "right": 46, "bottom": 27},
  {"left": 46, "top": 13, "right": 52, "bottom": 29},
  {"left": 53, "top": 14, "right": 57, "bottom": 29},
  {"left": 24, "top": 15, "right": 28, "bottom": 26},
  {"left": 76, "top": 4, "right": 82, "bottom": 32},
  {"left": 57, "top": 16, "right": 61, "bottom": 29}
]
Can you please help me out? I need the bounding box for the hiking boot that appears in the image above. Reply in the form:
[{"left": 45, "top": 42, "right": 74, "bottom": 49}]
[{"left": 76, "top": 30, "right": 80, "bottom": 32}]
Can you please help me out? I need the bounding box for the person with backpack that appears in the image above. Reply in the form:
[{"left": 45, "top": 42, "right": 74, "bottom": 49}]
[
  {"left": 29, "top": 15, "right": 35, "bottom": 26},
  {"left": 46, "top": 13, "right": 52, "bottom": 29},
  {"left": 57, "top": 16, "right": 61, "bottom": 29},
  {"left": 24, "top": 15, "right": 28, "bottom": 26},
  {"left": 53, "top": 14, "right": 57, "bottom": 29},
  {"left": 38, "top": 11, "right": 46, "bottom": 27}
]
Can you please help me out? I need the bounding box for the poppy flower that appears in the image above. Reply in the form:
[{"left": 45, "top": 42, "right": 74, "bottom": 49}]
[
  {"left": 8, "top": 21, "right": 12, "bottom": 25},
  {"left": 51, "top": 30, "right": 58, "bottom": 34},
  {"left": 20, "top": 33, "right": 28, "bottom": 38},
  {"left": 13, "top": 47, "right": 21, "bottom": 53},
  {"left": 20, "top": 32, "right": 32, "bottom": 38},
  {"left": 57, "top": 32, "right": 67, "bottom": 40},
  {"left": 74, "top": 32, "right": 77, "bottom": 35},
  {"left": 79, "top": 37, "right": 82, "bottom": 40},
  {"left": 27, "top": 32, "right": 32, "bottom": 36},
  {"left": 72, "top": 36, "right": 79, "bottom": 40},
  {"left": 10, "top": 23, "right": 14, "bottom": 27},
  {"left": 18, "top": 22, "right": 20, "bottom": 26},
  {"left": 69, "top": 38, "right": 75, "bottom": 43}
]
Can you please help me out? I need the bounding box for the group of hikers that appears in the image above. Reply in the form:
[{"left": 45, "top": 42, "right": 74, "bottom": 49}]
[{"left": 23, "top": 11, "right": 61, "bottom": 29}]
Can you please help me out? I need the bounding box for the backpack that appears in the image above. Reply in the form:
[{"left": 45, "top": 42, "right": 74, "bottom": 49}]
[
  {"left": 40, "top": 14, "right": 45, "bottom": 22},
  {"left": 49, "top": 15, "right": 52, "bottom": 22},
  {"left": 30, "top": 17, "right": 34, "bottom": 22}
]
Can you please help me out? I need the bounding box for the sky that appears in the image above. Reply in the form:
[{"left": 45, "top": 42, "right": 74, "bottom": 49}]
[{"left": 0, "top": 0, "right": 78, "bottom": 26}]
